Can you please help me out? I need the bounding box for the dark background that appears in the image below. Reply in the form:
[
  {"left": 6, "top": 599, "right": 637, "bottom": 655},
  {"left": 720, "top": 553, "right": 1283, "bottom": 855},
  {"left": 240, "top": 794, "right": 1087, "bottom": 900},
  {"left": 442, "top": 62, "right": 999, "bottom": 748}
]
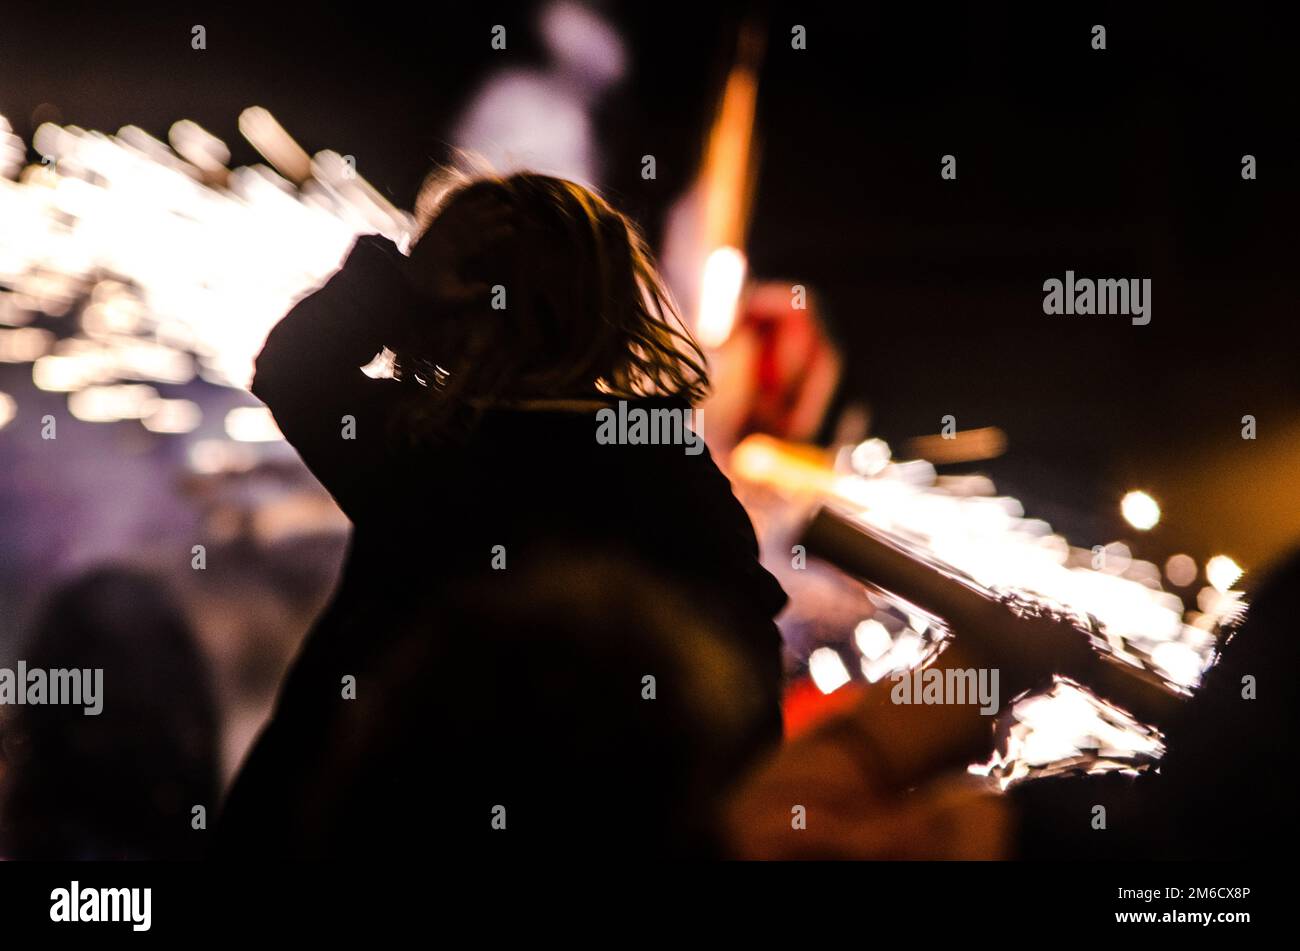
[{"left": 2, "top": 1, "right": 1296, "bottom": 570}]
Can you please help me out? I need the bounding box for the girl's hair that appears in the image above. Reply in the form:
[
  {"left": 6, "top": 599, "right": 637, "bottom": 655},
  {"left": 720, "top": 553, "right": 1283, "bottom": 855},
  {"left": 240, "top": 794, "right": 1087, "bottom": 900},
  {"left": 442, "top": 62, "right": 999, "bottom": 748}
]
[{"left": 395, "top": 170, "right": 709, "bottom": 443}]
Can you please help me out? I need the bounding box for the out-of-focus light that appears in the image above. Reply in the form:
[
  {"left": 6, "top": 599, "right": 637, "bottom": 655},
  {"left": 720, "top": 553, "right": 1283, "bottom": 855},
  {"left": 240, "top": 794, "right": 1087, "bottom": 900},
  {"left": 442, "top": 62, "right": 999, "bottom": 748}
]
[
  {"left": 983, "top": 681, "right": 1165, "bottom": 785},
  {"left": 1099, "top": 541, "right": 1132, "bottom": 576},
  {"left": 0, "top": 327, "right": 55, "bottom": 362},
  {"left": 731, "top": 437, "right": 778, "bottom": 479},
  {"left": 887, "top": 630, "right": 926, "bottom": 670},
  {"left": 109, "top": 340, "right": 195, "bottom": 384},
  {"left": 0, "top": 391, "right": 15, "bottom": 429},
  {"left": 1206, "top": 555, "right": 1243, "bottom": 593},
  {"left": 239, "top": 106, "right": 312, "bottom": 184},
  {"left": 1, "top": 114, "right": 415, "bottom": 397},
  {"left": 1164, "top": 553, "right": 1197, "bottom": 587},
  {"left": 189, "top": 438, "right": 257, "bottom": 474},
  {"left": 224, "top": 406, "right": 282, "bottom": 442},
  {"left": 736, "top": 435, "right": 1242, "bottom": 782},
  {"left": 539, "top": 0, "right": 627, "bottom": 86},
  {"left": 1121, "top": 490, "right": 1160, "bottom": 530},
  {"left": 168, "top": 119, "right": 231, "bottom": 173},
  {"left": 731, "top": 434, "right": 834, "bottom": 496},
  {"left": 850, "top": 437, "right": 891, "bottom": 476},
  {"left": 1151, "top": 641, "right": 1205, "bottom": 688},
  {"left": 696, "top": 246, "right": 745, "bottom": 347},
  {"left": 32, "top": 348, "right": 116, "bottom": 391},
  {"left": 142, "top": 398, "right": 201, "bottom": 434},
  {"left": 905, "top": 426, "right": 1007, "bottom": 464},
  {"left": 0, "top": 293, "right": 34, "bottom": 326},
  {"left": 808, "top": 647, "right": 851, "bottom": 695},
  {"left": 81, "top": 298, "right": 146, "bottom": 337},
  {"left": 32, "top": 355, "right": 86, "bottom": 392},
  {"left": 1196, "top": 586, "right": 1247, "bottom": 627},
  {"left": 68, "top": 383, "right": 158, "bottom": 422},
  {"left": 853, "top": 618, "right": 893, "bottom": 661},
  {"left": 735, "top": 435, "right": 1226, "bottom": 704},
  {"left": 0, "top": 115, "right": 24, "bottom": 179}
]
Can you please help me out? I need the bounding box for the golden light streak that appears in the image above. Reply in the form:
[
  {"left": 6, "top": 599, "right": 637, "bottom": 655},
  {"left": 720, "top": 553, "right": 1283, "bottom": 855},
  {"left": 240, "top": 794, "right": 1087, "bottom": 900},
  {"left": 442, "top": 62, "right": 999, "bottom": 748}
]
[
  {"left": 694, "top": 21, "right": 764, "bottom": 343},
  {"left": 696, "top": 246, "right": 746, "bottom": 347},
  {"left": 733, "top": 433, "right": 1225, "bottom": 701},
  {"left": 905, "top": 426, "right": 1008, "bottom": 464},
  {"left": 238, "top": 107, "right": 312, "bottom": 185}
]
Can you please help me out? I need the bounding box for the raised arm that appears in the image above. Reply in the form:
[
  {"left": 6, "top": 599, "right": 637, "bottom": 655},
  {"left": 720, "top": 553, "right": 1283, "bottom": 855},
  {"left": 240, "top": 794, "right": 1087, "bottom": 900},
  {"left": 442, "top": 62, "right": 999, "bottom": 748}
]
[{"left": 252, "top": 234, "right": 423, "bottom": 517}]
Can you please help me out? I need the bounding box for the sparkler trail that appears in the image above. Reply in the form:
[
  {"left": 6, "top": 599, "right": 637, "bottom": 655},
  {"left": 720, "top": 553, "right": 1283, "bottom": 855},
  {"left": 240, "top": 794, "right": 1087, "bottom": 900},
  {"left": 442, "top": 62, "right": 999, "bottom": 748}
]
[{"left": 0, "top": 110, "right": 414, "bottom": 428}]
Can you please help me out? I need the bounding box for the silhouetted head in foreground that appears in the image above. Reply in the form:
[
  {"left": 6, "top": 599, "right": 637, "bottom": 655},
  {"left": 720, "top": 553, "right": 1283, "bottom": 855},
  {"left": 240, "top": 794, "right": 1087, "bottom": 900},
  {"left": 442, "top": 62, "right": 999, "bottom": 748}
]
[
  {"left": 287, "top": 552, "right": 769, "bottom": 859},
  {"left": 0, "top": 568, "right": 218, "bottom": 860},
  {"left": 395, "top": 171, "right": 709, "bottom": 437}
]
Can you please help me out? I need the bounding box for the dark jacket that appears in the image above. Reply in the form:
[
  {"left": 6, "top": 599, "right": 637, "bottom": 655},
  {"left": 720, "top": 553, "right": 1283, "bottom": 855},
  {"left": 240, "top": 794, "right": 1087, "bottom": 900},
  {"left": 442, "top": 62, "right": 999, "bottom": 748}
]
[{"left": 216, "top": 235, "right": 788, "bottom": 857}]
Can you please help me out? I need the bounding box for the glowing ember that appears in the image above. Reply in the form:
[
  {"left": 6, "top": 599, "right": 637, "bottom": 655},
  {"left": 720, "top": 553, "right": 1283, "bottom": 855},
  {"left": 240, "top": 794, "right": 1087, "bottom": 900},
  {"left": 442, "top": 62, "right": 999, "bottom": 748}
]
[{"left": 1121, "top": 490, "right": 1161, "bottom": 530}]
